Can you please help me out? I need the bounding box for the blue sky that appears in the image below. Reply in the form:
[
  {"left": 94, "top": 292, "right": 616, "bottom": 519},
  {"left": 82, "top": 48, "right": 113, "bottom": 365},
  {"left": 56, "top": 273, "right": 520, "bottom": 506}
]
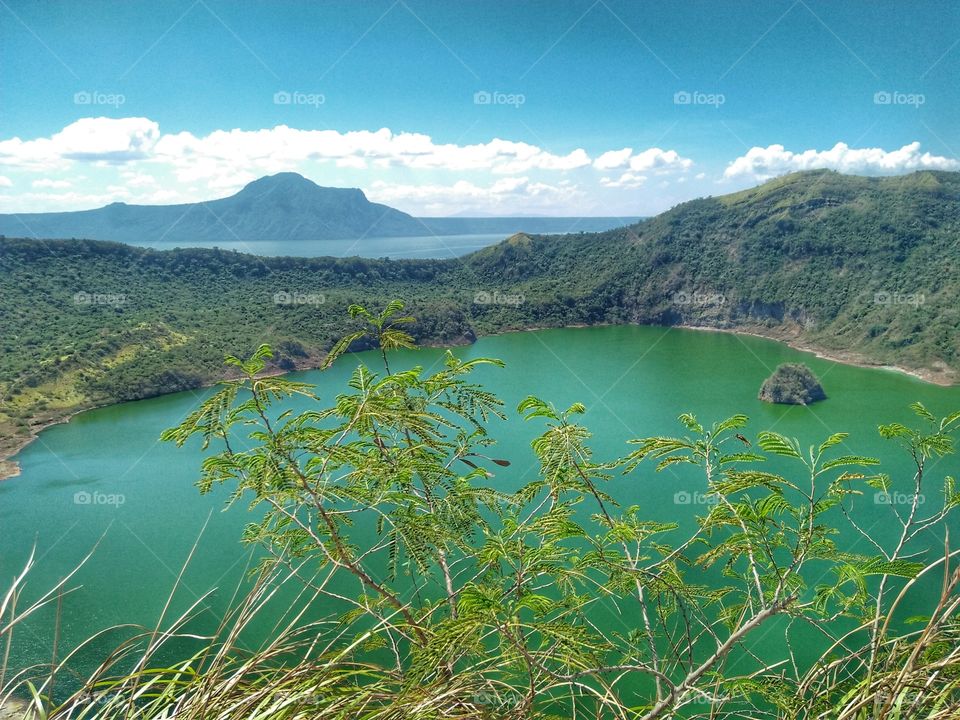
[{"left": 0, "top": 0, "right": 957, "bottom": 215}]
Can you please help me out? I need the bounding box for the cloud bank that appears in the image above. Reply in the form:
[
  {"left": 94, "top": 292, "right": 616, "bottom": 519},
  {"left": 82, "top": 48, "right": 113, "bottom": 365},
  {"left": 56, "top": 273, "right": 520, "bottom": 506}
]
[
  {"left": 0, "top": 117, "right": 696, "bottom": 214},
  {"left": 724, "top": 142, "right": 959, "bottom": 182},
  {"left": 0, "top": 118, "right": 956, "bottom": 215},
  {"left": 0, "top": 118, "right": 599, "bottom": 182}
]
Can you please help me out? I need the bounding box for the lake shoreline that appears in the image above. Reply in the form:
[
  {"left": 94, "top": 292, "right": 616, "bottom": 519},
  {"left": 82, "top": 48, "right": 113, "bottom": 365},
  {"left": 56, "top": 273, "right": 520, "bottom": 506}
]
[
  {"left": 677, "top": 324, "right": 954, "bottom": 386},
  {"left": 1, "top": 322, "right": 953, "bottom": 480}
]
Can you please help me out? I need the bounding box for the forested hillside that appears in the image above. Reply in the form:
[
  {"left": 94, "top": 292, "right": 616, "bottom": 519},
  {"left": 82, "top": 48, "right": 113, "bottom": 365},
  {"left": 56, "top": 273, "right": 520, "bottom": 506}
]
[{"left": 464, "top": 169, "right": 960, "bottom": 374}]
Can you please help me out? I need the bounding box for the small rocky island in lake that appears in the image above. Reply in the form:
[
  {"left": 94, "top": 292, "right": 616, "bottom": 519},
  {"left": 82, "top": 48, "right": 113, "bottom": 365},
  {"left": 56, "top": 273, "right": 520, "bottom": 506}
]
[{"left": 758, "top": 363, "right": 827, "bottom": 405}]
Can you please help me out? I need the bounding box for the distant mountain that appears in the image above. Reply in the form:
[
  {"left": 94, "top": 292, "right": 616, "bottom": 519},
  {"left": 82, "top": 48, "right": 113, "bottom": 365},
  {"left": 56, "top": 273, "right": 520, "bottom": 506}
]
[
  {"left": 0, "top": 173, "right": 426, "bottom": 243},
  {"left": 0, "top": 173, "right": 640, "bottom": 244}
]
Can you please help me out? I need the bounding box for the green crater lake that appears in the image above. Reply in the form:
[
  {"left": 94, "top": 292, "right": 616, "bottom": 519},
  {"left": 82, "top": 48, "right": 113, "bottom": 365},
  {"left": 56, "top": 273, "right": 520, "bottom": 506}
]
[{"left": 3, "top": 325, "right": 959, "bottom": 692}]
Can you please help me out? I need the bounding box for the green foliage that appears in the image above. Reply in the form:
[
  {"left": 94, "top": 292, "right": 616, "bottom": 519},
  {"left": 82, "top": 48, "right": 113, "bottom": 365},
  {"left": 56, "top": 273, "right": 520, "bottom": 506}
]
[{"left": 758, "top": 363, "right": 827, "bottom": 405}]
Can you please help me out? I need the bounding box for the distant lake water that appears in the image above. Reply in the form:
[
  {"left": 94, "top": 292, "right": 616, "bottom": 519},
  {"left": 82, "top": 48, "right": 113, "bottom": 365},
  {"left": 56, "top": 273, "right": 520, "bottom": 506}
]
[
  {"left": 129, "top": 233, "right": 509, "bottom": 258},
  {"left": 2, "top": 325, "right": 958, "bottom": 697},
  {"left": 123, "top": 218, "right": 641, "bottom": 258}
]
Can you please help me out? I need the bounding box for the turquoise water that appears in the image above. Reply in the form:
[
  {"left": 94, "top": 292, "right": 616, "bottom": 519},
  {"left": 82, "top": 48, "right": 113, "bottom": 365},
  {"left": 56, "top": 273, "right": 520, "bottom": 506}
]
[{"left": 2, "top": 325, "right": 959, "bottom": 692}]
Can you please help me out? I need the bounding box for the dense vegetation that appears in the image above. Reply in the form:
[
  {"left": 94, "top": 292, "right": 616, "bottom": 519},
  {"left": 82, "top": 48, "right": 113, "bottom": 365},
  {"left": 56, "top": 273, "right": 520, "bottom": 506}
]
[
  {"left": 3, "top": 303, "right": 958, "bottom": 718},
  {"left": 3, "top": 169, "right": 959, "bottom": 467},
  {"left": 758, "top": 363, "right": 827, "bottom": 405}
]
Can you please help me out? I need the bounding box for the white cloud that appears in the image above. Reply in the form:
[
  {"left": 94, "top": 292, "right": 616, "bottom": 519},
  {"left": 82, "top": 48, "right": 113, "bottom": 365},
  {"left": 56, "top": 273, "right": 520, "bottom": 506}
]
[
  {"left": 600, "top": 172, "right": 648, "bottom": 189},
  {"left": 593, "top": 147, "right": 693, "bottom": 174},
  {"left": 630, "top": 148, "right": 693, "bottom": 173},
  {"left": 32, "top": 178, "right": 72, "bottom": 189},
  {"left": 150, "top": 126, "right": 593, "bottom": 185},
  {"left": 0, "top": 175, "right": 11, "bottom": 187},
  {"left": 119, "top": 170, "right": 158, "bottom": 188},
  {"left": 593, "top": 148, "right": 634, "bottom": 171},
  {"left": 0, "top": 117, "right": 159, "bottom": 170},
  {"left": 724, "top": 141, "right": 959, "bottom": 182},
  {"left": 0, "top": 119, "right": 699, "bottom": 213},
  {"left": 0, "top": 119, "right": 668, "bottom": 187},
  {"left": 335, "top": 156, "right": 368, "bottom": 169},
  {"left": 368, "top": 176, "right": 585, "bottom": 216}
]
